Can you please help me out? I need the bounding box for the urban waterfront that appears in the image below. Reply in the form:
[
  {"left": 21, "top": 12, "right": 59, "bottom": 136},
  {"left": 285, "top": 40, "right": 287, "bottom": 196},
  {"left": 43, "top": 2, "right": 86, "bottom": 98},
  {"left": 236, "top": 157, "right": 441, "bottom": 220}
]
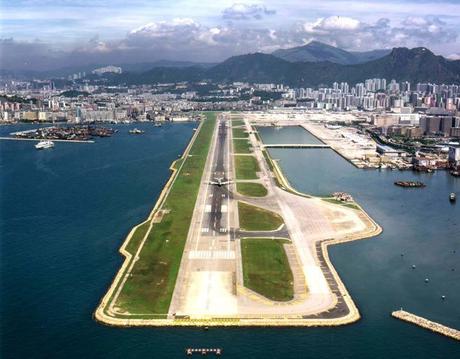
[{"left": 1, "top": 124, "right": 459, "bottom": 358}]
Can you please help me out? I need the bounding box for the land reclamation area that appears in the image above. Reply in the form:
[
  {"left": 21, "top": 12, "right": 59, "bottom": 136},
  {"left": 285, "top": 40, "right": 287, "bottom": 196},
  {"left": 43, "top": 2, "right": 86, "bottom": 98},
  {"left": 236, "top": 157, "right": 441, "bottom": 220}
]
[
  {"left": 238, "top": 201, "right": 284, "bottom": 231},
  {"left": 98, "top": 113, "right": 216, "bottom": 317},
  {"left": 241, "top": 238, "right": 294, "bottom": 302},
  {"left": 96, "top": 111, "right": 383, "bottom": 327}
]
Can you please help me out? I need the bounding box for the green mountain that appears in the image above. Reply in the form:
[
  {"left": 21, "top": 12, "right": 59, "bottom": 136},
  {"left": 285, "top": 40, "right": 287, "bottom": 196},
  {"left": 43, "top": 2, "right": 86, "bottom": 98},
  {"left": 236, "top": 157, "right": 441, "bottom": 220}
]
[
  {"left": 349, "top": 47, "right": 460, "bottom": 84},
  {"left": 100, "top": 47, "right": 460, "bottom": 87},
  {"left": 207, "top": 47, "right": 460, "bottom": 86},
  {"left": 272, "top": 41, "right": 390, "bottom": 64}
]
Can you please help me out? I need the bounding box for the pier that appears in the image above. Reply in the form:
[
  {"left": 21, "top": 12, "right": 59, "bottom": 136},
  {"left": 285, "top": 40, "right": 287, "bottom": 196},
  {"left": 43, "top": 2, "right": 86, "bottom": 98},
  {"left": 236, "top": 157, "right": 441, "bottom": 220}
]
[
  {"left": 185, "top": 348, "right": 222, "bottom": 356},
  {"left": 262, "top": 143, "right": 331, "bottom": 149},
  {"left": 392, "top": 310, "right": 460, "bottom": 341}
]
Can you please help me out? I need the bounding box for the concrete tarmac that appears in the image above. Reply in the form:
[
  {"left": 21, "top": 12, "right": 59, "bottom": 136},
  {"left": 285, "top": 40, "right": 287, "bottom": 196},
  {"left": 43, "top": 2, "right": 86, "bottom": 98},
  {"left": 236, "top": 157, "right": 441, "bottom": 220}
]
[{"left": 169, "top": 112, "right": 381, "bottom": 321}]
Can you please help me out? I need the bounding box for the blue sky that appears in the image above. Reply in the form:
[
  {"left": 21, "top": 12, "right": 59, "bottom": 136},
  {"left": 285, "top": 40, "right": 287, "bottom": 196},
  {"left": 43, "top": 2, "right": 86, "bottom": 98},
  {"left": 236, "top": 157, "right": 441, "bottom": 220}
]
[{"left": 1, "top": 0, "right": 460, "bottom": 70}]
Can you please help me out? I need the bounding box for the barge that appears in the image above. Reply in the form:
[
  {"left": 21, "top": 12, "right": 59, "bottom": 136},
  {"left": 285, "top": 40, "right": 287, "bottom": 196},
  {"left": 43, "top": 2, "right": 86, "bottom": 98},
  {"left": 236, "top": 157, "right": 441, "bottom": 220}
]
[{"left": 394, "top": 181, "right": 426, "bottom": 188}]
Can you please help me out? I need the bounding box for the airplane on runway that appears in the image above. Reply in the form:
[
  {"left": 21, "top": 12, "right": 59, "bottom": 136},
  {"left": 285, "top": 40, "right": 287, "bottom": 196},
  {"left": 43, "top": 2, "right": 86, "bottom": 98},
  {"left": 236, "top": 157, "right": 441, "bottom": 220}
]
[{"left": 209, "top": 177, "right": 232, "bottom": 187}]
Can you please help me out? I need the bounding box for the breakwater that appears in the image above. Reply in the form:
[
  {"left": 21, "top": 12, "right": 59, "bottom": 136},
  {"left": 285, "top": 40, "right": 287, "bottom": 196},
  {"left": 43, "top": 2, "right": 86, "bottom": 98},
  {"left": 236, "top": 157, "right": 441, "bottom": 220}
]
[{"left": 392, "top": 310, "right": 460, "bottom": 341}]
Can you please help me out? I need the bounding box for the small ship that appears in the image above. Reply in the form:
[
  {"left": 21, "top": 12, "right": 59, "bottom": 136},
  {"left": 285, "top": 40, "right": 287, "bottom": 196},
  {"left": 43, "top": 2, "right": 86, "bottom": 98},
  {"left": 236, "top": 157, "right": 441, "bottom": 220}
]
[
  {"left": 35, "top": 140, "right": 54, "bottom": 150},
  {"left": 129, "top": 128, "right": 145, "bottom": 134},
  {"left": 394, "top": 181, "right": 426, "bottom": 188},
  {"left": 450, "top": 193, "right": 456, "bottom": 202}
]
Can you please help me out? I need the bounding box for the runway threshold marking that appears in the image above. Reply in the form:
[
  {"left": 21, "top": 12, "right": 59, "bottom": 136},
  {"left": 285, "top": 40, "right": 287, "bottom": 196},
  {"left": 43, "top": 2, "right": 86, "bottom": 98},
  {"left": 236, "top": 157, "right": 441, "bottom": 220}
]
[{"left": 189, "top": 250, "right": 235, "bottom": 259}]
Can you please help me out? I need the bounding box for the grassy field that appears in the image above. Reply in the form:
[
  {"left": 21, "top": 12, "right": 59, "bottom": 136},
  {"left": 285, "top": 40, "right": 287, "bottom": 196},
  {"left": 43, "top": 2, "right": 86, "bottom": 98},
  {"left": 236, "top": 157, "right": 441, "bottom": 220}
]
[
  {"left": 234, "top": 155, "right": 259, "bottom": 180},
  {"left": 237, "top": 182, "right": 268, "bottom": 197},
  {"left": 125, "top": 221, "right": 150, "bottom": 254},
  {"left": 241, "top": 238, "right": 294, "bottom": 301},
  {"left": 238, "top": 201, "right": 284, "bottom": 231},
  {"left": 232, "top": 119, "right": 245, "bottom": 126},
  {"left": 115, "top": 112, "right": 216, "bottom": 314},
  {"left": 261, "top": 149, "right": 274, "bottom": 171},
  {"left": 233, "top": 127, "right": 249, "bottom": 138},
  {"left": 233, "top": 139, "right": 252, "bottom": 154}
]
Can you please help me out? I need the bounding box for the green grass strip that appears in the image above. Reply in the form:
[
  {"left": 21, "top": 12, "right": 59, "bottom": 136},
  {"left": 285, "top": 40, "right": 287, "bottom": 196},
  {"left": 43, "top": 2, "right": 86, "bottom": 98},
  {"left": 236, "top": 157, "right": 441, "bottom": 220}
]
[
  {"left": 116, "top": 112, "right": 217, "bottom": 314},
  {"left": 233, "top": 127, "right": 249, "bottom": 138},
  {"left": 261, "top": 149, "right": 274, "bottom": 171},
  {"left": 125, "top": 221, "right": 150, "bottom": 255},
  {"left": 234, "top": 155, "right": 259, "bottom": 180},
  {"left": 241, "top": 238, "right": 294, "bottom": 301},
  {"left": 238, "top": 201, "right": 284, "bottom": 231},
  {"left": 233, "top": 139, "right": 252, "bottom": 154},
  {"left": 236, "top": 182, "right": 268, "bottom": 197},
  {"left": 232, "top": 119, "right": 245, "bottom": 126}
]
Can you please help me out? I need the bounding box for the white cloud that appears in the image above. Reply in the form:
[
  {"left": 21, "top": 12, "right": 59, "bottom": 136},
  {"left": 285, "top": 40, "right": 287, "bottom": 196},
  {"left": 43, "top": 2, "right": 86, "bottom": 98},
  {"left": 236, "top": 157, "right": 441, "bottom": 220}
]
[
  {"left": 447, "top": 53, "right": 460, "bottom": 60},
  {"left": 222, "top": 3, "right": 276, "bottom": 20},
  {"left": 297, "top": 15, "right": 457, "bottom": 51},
  {"left": 1, "top": 13, "right": 459, "bottom": 70},
  {"left": 317, "top": 16, "right": 361, "bottom": 31},
  {"left": 129, "top": 18, "right": 201, "bottom": 38}
]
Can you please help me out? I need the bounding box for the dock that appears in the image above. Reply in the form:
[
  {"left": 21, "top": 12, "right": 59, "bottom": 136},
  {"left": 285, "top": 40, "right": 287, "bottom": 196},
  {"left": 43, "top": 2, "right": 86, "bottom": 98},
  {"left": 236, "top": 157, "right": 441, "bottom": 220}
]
[
  {"left": 185, "top": 348, "right": 222, "bottom": 356},
  {"left": 392, "top": 310, "right": 460, "bottom": 341},
  {"left": 262, "top": 143, "right": 331, "bottom": 149}
]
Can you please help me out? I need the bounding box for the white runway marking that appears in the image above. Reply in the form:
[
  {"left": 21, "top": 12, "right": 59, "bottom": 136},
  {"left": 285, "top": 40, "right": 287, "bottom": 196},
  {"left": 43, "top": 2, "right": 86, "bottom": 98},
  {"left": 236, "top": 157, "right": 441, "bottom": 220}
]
[
  {"left": 180, "top": 272, "right": 237, "bottom": 315},
  {"left": 188, "top": 250, "right": 235, "bottom": 260},
  {"left": 305, "top": 266, "right": 329, "bottom": 294}
]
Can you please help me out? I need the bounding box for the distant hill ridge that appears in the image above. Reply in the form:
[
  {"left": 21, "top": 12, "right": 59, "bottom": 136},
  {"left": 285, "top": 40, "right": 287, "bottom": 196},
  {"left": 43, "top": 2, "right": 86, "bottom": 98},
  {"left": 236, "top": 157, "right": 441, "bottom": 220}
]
[
  {"left": 272, "top": 41, "right": 391, "bottom": 64},
  {"left": 110, "top": 47, "right": 460, "bottom": 87}
]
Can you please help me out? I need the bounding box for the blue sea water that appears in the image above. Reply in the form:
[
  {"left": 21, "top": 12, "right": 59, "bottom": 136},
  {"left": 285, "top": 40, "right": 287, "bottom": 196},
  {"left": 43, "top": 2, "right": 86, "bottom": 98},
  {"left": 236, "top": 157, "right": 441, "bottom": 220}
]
[{"left": 1, "top": 123, "right": 459, "bottom": 358}]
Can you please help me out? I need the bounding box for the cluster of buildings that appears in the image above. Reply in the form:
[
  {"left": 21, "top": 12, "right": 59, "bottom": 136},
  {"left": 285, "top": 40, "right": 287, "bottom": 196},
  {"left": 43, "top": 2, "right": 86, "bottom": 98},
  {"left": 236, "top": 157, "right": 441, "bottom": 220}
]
[
  {"left": 272, "top": 79, "right": 460, "bottom": 113},
  {"left": 0, "top": 89, "right": 203, "bottom": 123},
  {"left": 1, "top": 75, "right": 459, "bottom": 137},
  {"left": 0, "top": 72, "right": 459, "bottom": 174},
  {"left": 372, "top": 107, "right": 460, "bottom": 139}
]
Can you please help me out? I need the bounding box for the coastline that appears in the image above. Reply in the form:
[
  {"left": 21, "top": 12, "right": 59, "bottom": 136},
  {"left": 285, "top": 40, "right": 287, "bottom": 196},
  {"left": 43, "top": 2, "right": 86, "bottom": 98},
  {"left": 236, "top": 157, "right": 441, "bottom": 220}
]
[
  {"left": 260, "top": 145, "right": 382, "bottom": 326},
  {"left": 95, "top": 114, "right": 382, "bottom": 327},
  {"left": 94, "top": 118, "right": 205, "bottom": 325}
]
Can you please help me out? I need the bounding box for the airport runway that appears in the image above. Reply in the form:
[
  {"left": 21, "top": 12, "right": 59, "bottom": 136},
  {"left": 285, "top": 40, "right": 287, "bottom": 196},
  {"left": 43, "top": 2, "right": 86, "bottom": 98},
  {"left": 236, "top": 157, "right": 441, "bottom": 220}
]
[
  {"left": 169, "top": 113, "right": 238, "bottom": 317},
  {"left": 168, "top": 113, "right": 377, "bottom": 320}
]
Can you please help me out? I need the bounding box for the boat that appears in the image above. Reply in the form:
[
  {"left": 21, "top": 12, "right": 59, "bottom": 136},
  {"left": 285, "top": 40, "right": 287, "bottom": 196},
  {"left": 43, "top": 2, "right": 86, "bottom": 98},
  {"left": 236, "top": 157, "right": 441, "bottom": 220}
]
[
  {"left": 129, "top": 128, "right": 144, "bottom": 134},
  {"left": 154, "top": 123, "right": 162, "bottom": 127},
  {"left": 35, "top": 140, "right": 54, "bottom": 150},
  {"left": 450, "top": 193, "right": 456, "bottom": 202},
  {"left": 394, "top": 181, "right": 426, "bottom": 188},
  {"left": 450, "top": 170, "right": 460, "bottom": 177}
]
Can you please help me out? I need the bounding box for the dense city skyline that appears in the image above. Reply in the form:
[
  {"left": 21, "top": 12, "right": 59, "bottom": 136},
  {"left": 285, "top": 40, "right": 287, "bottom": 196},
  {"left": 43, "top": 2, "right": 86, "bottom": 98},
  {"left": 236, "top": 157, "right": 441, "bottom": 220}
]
[{"left": 1, "top": 0, "right": 460, "bottom": 70}]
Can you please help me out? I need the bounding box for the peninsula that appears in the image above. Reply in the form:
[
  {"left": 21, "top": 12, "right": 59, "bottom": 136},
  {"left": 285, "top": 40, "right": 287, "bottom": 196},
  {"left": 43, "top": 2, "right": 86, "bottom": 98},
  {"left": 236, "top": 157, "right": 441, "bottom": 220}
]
[{"left": 95, "top": 111, "right": 382, "bottom": 326}]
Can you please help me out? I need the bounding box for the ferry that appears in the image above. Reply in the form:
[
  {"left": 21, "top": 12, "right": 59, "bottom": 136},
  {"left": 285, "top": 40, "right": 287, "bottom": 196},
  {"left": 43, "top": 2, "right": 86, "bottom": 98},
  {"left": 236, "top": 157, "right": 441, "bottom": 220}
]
[
  {"left": 450, "top": 193, "right": 456, "bottom": 202},
  {"left": 394, "top": 181, "right": 426, "bottom": 188},
  {"left": 35, "top": 140, "right": 54, "bottom": 150},
  {"left": 129, "top": 128, "right": 144, "bottom": 134}
]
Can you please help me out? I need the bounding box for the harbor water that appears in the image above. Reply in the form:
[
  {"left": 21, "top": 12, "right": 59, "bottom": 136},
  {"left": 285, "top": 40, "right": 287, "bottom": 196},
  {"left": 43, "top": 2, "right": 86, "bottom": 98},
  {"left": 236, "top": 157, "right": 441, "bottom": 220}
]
[{"left": 1, "top": 124, "right": 459, "bottom": 358}]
